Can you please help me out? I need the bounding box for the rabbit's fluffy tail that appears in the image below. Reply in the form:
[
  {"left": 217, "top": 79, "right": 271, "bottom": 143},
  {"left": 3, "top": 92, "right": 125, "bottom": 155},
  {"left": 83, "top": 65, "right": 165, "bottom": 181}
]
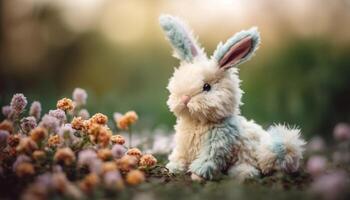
[{"left": 257, "top": 124, "right": 306, "bottom": 174}]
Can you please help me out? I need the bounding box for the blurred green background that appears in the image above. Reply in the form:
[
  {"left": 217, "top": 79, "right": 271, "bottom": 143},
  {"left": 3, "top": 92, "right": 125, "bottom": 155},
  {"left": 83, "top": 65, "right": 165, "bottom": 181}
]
[{"left": 1, "top": 0, "right": 350, "bottom": 139}]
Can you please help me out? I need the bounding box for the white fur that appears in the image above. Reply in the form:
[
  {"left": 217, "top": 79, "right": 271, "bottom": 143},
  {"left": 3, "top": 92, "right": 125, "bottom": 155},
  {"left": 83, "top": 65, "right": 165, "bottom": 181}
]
[
  {"left": 167, "top": 60, "right": 242, "bottom": 123},
  {"left": 161, "top": 15, "right": 306, "bottom": 181}
]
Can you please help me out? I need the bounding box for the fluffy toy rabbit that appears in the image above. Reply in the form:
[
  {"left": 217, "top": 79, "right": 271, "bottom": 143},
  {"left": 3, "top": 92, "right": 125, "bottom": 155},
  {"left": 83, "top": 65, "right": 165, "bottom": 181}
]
[{"left": 159, "top": 15, "right": 306, "bottom": 182}]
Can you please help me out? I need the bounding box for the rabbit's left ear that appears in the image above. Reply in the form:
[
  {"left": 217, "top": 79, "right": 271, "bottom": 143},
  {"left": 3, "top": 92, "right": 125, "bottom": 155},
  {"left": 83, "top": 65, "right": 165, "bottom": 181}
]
[
  {"left": 213, "top": 27, "right": 260, "bottom": 70},
  {"left": 159, "top": 15, "right": 206, "bottom": 63}
]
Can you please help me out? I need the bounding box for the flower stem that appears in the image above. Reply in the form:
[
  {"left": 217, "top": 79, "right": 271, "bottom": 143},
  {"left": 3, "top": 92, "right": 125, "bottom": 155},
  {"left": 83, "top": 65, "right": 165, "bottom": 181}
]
[
  {"left": 15, "top": 118, "right": 25, "bottom": 135},
  {"left": 76, "top": 134, "right": 89, "bottom": 151},
  {"left": 129, "top": 126, "right": 132, "bottom": 148}
]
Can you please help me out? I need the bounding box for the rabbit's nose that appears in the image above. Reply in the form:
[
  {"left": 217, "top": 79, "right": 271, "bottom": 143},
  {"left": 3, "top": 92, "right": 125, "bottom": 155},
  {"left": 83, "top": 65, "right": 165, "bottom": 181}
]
[{"left": 181, "top": 95, "right": 191, "bottom": 105}]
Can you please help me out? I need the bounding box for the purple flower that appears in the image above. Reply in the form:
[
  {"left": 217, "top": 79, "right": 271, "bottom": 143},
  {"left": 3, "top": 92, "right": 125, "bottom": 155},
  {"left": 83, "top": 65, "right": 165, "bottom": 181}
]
[
  {"left": 35, "top": 173, "right": 53, "bottom": 188},
  {"left": 72, "top": 88, "right": 87, "bottom": 106},
  {"left": 89, "top": 159, "right": 102, "bottom": 174},
  {"left": 111, "top": 144, "right": 127, "bottom": 159},
  {"left": 333, "top": 123, "right": 350, "bottom": 141},
  {"left": 49, "top": 109, "right": 66, "bottom": 125},
  {"left": 52, "top": 165, "right": 63, "bottom": 173},
  {"left": 0, "top": 130, "right": 9, "bottom": 150},
  {"left": 311, "top": 170, "right": 348, "bottom": 200},
  {"left": 307, "top": 156, "right": 327, "bottom": 177},
  {"left": 104, "top": 170, "right": 123, "bottom": 188},
  {"left": 58, "top": 124, "right": 76, "bottom": 144},
  {"left": 20, "top": 116, "right": 37, "bottom": 134},
  {"left": 39, "top": 114, "right": 60, "bottom": 133},
  {"left": 10, "top": 93, "right": 27, "bottom": 115},
  {"left": 78, "top": 109, "right": 90, "bottom": 120},
  {"left": 78, "top": 149, "right": 98, "bottom": 166},
  {"left": 2, "top": 105, "right": 12, "bottom": 118},
  {"left": 29, "top": 101, "right": 42, "bottom": 120},
  {"left": 77, "top": 149, "right": 103, "bottom": 174},
  {"left": 151, "top": 133, "right": 175, "bottom": 154},
  {"left": 12, "top": 155, "right": 31, "bottom": 170}
]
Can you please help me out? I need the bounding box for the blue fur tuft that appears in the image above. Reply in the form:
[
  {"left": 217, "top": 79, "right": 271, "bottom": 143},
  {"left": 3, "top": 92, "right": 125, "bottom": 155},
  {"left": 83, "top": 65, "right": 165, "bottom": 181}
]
[
  {"left": 189, "top": 116, "right": 240, "bottom": 180},
  {"left": 213, "top": 27, "right": 260, "bottom": 67},
  {"left": 271, "top": 134, "right": 286, "bottom": 162}
]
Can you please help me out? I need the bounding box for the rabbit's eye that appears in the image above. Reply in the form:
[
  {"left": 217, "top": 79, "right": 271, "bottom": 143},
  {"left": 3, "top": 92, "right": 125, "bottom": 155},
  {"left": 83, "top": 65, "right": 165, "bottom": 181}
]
[{"left": 203, "top": 83, "right": 211, "bottom": 92}]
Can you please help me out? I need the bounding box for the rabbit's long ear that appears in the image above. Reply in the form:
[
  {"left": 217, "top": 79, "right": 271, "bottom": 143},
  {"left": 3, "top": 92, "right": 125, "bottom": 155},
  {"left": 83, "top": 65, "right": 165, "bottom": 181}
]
[
  {"left": 159, "top": 15, "right": 206, "bottom": 63},
  {"left": 213, "top": 27, "right": 260, "bottom": 70}
]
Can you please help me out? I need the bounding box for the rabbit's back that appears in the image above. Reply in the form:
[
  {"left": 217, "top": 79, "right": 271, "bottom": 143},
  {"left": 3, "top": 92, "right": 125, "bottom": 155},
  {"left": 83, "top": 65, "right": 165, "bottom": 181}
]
[{"left": 235, "top": 116, "right": 270, "bottom": 166}]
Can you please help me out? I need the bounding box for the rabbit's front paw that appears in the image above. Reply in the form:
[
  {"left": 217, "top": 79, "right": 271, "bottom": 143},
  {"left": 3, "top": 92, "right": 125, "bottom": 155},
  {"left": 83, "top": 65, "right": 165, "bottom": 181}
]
[
  {"left": 166, "top": 162, "right": 186, "bottom": 174},
  {"left": 189, "top": 160, "right": 219, "bottom": 180},
  {"left": 191, "top": 173, "right": 205, "bottom": 182}
]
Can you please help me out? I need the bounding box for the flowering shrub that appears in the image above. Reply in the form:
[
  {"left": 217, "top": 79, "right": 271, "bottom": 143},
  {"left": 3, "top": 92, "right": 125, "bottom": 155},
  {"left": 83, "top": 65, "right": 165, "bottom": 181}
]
[
  {"left": 0, "top": 89, "right": 160, "bottom": 199},
  {"left": 1, "top": 88, "right": 349, "bottom": 200}
]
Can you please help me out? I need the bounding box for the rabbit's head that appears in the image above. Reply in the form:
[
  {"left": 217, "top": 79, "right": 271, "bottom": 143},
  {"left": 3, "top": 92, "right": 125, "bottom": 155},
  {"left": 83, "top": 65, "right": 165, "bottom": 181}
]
[{"left": 160, "top": 15, "right": 260, "bottom": 123}]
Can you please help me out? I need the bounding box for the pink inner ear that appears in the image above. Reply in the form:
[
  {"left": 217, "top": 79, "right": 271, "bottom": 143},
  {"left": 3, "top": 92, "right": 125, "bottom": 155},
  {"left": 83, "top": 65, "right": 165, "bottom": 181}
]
[
  {"left": 219, "top": 36, "right": 253, "bottom": 69},
  {"left": 190, "top": 43, "right": 198, "bottom": 58}
]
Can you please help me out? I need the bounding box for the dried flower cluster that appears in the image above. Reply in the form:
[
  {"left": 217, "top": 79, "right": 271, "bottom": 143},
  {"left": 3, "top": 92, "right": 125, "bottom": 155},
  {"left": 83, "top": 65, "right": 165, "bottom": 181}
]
[
  {"left": 0, "top": 89, "right": 157, "bottom": 200},
  {"left": 114, "top": 111, "right": 138, "bottom": 130},
  {"left": 114, "top": 111, "right": 138, "bottom": 148}
]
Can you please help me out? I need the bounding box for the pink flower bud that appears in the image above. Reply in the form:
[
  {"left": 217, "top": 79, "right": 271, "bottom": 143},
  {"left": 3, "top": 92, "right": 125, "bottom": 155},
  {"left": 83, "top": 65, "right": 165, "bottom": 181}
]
[
  {"left": 307, "top": 156, "right": 327, "bottom": 177},
  {"left": 333, "top": 123, "right": 350, "bottom": 141},
  {"left": 10, "top": 93, "right": 27, "bottom": 115}
]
